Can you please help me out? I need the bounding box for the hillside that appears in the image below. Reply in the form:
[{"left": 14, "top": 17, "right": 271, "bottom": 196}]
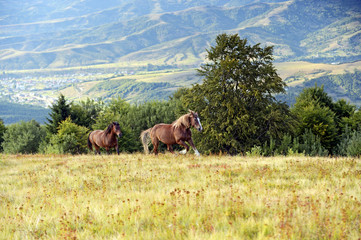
[
  {"left": 1, "top": 0, "right": 360, "bottom": 70},
  {"left": 1, "top": 0, "right": 361, "bottom": 124},
  {"left": 0, "top": 101, "right": 49, "bottom": 124}
]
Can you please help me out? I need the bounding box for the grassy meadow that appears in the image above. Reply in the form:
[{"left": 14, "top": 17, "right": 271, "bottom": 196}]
[{"left": 0, "top": 153, "right": 360, "bottom": 239}]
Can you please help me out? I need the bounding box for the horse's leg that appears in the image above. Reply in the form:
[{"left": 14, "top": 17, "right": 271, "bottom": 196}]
[
  {"left": 152, "top": 138, "right": 159, "bottom": 155},
  {"left": 176, "top": 140, "right": 189, "bottom": 154},
  {"left": 187, "top": 138, "right": 200, "bottom": 156},
  {"left": 116, "top": 142, "right": 119, "bottom": 155},
  {"left": 167, "top": 145, "right": 175, "bottom": 154},
  {"left": 105, "top": 147, "right": 110, "bottom": 155},
  {"left": 94, "top": 145, "right": 101, "bottom": 155}
]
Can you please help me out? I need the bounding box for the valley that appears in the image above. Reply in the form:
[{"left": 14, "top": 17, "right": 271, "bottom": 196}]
[{"left": 1, "top": 60, "right": 360, "bottom": 108}]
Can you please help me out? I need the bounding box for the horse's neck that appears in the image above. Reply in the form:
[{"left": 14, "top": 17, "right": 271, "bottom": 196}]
[
  {"left": 103, "top": 132, "right": 117, "bottom": 141},
  {"left": 174, "top": 124, "right": 190, "bottom": 132},
  {"left": 109, "top": 132, "right": 117, "bottom": 138}
]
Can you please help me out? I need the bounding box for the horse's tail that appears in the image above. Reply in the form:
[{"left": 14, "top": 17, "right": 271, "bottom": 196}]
[
  {"left": 87, "top": 132, "right": 93, "bottom": 151},
  {"left": 140, "top": 128, "right": 152, "bottom": 154}
]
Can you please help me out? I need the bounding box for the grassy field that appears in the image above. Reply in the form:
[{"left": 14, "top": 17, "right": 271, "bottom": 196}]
[
  {"left": 274, "top": 61, "right": 361, "bottom": 85},
  {"left": 0, "top": 153, "right": 360, "bottom": 239}
]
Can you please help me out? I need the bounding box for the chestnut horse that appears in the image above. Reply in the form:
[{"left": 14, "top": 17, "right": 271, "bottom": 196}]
[
  {"left": 140, "top": 110, "right": 203, "bottom": 156},
  {"left": 88, "top": 122, "right": 122, "bottom": 155}
]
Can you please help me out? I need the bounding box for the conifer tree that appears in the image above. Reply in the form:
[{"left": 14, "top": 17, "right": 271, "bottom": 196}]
[
  {"left": 45, "top": 94, "right": 71, "bottom": 135},
  {"left": 0, "top": 118, "right": 6, "bottom": 152}
]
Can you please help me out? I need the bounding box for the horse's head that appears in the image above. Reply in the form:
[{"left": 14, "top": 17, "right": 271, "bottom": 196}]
[
  {"left": 111, "top": 121, "right": 123, "bottom": 138},
  {"left": 189, "top": 110, "right": 203, "bottom": 132}
]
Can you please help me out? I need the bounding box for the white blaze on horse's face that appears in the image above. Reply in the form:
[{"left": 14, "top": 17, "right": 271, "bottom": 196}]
[{"left": 196, "top": 117, "right": 203, "bottom": 132}]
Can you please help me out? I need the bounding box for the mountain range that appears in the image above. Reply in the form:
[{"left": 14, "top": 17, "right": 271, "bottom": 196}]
[{"left": 1, "top": 0, "right": 360, "bottom": 70}]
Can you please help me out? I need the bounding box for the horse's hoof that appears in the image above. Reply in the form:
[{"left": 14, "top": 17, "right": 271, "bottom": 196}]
[{"left": 179, "top": 149, "right": 187, "bottom": 154}]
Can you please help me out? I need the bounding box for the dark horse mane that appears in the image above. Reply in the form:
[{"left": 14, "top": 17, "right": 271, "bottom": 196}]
[{"left": 105, "top": 122, "right": 118, "bottom": 135}]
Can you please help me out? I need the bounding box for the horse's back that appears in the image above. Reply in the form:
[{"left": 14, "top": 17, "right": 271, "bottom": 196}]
[
  {"left": 89, "top": 130, "right": 104, "bottom": 145},
  {"left": 151, "top": 123, "right": 176, "bottom": 144},
  {"left": 89, "top": 130, "right": 102, "bottom": 138}
]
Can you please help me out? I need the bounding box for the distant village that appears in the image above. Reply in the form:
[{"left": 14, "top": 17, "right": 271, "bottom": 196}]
[{"left": 0, "top": 70, "right": 134, "bottom": 108}]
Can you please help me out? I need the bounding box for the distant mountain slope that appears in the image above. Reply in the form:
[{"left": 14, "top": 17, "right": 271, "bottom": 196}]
[
  {"left": 0, "top": 101, "right": 49, "bottom": 125},
  {"left": 1, "top": 0, "right": 360, "bottom": 70}
]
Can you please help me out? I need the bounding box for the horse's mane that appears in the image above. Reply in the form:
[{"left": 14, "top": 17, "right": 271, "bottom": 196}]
[
  {"left": 104, "top": 122, "right": 115, "bottom": 135},
  {"left": 172, "top": 113, "right": 191, "bottom": 129}
]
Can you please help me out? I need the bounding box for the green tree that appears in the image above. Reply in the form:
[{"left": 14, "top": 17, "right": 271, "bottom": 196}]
[
  {"left": 92, "top": 97, "right": 130, "bottom": 130},
  {"left": 2, "top": 120, "right": 46, "bottom": 154},
  {"left": 340, "top": 107, "right": 361, "bottom": 131},
  {"left": 45, "top": 94, "right": 71, "bottom": 135},
  {"left": 70, "top": 98, "right": 104, "bottom": 129},
  {"left": 0, "top": 118, "right": 6, "bottom": 152},
  {"left": 292, "top": 85, "right": 338, "bottom": 153},
  {"left": 43, "top": 117, "right": 89, "bottom": 154},
  {"left": 333, "top": 99, "right": 355, "bottom": 120},
  {"left": 294, "top": 84, "right": 334, "bottom": 110},
  {"left": 180, "top": 33, "right": 291, "bottom": 154}
]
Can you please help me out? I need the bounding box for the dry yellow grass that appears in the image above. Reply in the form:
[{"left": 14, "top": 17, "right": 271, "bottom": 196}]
[
  {"left": 0, "top": 153, "right": 360, "bottom": 239},
  {"left": 275, "top": 61, "right": 361, "bottom": 82}
]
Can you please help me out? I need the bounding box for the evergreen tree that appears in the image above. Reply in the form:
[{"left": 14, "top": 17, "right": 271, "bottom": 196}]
[
  {"left": 45, "top": 94, "right": 71, "bottom": 135},
  {"left": 180, "top": 33, "right": 291, "bottom": 154},
  {"left": 0, "top": 118, "right": 6, "bottom": 152}
]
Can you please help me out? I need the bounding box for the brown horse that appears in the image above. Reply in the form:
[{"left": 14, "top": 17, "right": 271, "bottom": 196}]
[
  {"left": 88, "top": 122, "right": 122, "bottom": 155},
  {"left": 140, "top": 110, "right": 203, "bottom": 156}
]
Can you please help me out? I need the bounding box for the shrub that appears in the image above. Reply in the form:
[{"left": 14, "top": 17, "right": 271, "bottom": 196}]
[
  {"left": 0, "top": 119, "right": 5, "bottom": 152},
  {"left": 246, "top": 146, "right": 262, "bottom": 157},
  {"left": 42, "top": 118, "right": 89, "bottom": 154},
  {"left": 298, "top": 129, "right": 328, "bottom": 156},
  {"left": 337, "top": 127, "right": 361, "bottom": 157},
  {"left": 2, "top": 120, "right": 46, "bottom": 154},
  {"left": 346, "top": 131, "right": 361, "bottom": 157}
]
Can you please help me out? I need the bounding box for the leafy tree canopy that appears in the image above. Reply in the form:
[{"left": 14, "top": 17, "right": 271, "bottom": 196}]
[
  {"left": 70, "top": 98, "right": 105, "bottom": 130},
  {"left": 180, "top": 33, "right": 291, "bottom": 154},
  {"left": 2, "top": 120, "right": 45, "bottom": 154}
]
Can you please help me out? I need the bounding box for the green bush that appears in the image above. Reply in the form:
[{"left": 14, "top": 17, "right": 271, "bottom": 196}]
[
  {"left": 42, "top": 118, "right": 89, "bottom": 154},
  {"left": 246, "top": 146, "right": 262, "bottom": 157},
  {"left": 277, "top": 134, "right": 293, "bottom": 155},
  {"left": 337, "top": 127, "right": 361, "bottom": 157},
  {"left": 2, "top": 120, "right": 46, "bottom": 154},
  {"left": 0, "top": 119, "right": 5, "bottom": 152},
  {"left": 346, "top": 131, "right": 361, "bottom": 157},
  {"left": 257, "top": 130, "right": 328, "bottom": 157},
  {"left": 298, "top": 129, "right": 328, "bottom": 156}
]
